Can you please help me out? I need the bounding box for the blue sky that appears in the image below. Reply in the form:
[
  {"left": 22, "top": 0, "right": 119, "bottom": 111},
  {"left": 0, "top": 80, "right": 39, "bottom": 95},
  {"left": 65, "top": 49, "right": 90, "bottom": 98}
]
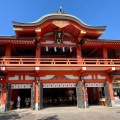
[{"left": 0, "top": 0, "right": 120, "bottom": 40}]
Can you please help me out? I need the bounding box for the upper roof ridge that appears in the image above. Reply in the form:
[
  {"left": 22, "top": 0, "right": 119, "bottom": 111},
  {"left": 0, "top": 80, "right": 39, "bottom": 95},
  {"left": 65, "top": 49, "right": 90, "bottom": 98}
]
[{"left": 52, "top": 6, "right": 68, "bottom": 14}]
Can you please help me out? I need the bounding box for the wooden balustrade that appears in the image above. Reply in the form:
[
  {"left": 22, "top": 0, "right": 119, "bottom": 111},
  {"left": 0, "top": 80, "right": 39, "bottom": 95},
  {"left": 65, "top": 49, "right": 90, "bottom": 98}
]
[{"left": 0, "top": 58, "right": 120, "bottom": 67}]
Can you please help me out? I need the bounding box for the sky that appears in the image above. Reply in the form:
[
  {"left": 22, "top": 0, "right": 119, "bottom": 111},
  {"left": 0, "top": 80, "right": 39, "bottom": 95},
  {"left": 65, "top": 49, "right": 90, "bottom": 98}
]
[{"left": 0, "top": 0, "right": 120, "bottom": 40}]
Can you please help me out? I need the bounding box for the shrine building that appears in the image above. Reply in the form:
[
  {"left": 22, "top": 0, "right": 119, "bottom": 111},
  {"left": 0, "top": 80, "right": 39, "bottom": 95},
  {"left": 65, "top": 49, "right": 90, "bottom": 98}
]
[{"left": 0, "top": 8, "right": 120, "bottom": 111}]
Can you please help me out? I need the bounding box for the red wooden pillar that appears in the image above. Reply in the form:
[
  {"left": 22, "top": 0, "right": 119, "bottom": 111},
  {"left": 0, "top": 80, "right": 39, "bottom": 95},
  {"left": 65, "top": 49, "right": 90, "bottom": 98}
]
[
  {"left": 82, "top": 82, "right": 87, "bottom": 108},
  {"left": 0, "top": 87, "right": 6, "bottom": 111},
  {"left": 34, "top": 42, "right": 40, "bottom": 110},
  {"left": 77, "top": 47, "right": 82, "bottom": 58},
  {"left": 5, "top": 44, "right": 11, "bottom": 57},
  {"left": 77, "top": 47, "right": 82, "bottom": 64},
  {"left": 36, "top": 37, "right": 41, "bottom": 58},
  {"left": 108, "top": 77, "right": 115, "bottom": 107},
  {"left": 0, "top": 75, "right": 9, "bottom": 111},
  {"left": 36, "top": 46, "right": 40, "bottom": 58},
  {"left": 34, "top": 81, "right": 38, "bottom": 110},
  {"left": 5, "top": 44, "right": 11, "bottom": 65},
  {"left": 11, "top": 89, "right": 18, "bottom": 105},
  {"left": 102, "top": 47, "right": 108, "bottom": 64}
]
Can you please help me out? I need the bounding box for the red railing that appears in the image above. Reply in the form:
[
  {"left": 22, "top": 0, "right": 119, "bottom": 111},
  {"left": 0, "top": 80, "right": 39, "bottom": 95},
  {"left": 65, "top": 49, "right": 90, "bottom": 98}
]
[{"left": 0, "top": 58, "right": 120, "bottom": 67}]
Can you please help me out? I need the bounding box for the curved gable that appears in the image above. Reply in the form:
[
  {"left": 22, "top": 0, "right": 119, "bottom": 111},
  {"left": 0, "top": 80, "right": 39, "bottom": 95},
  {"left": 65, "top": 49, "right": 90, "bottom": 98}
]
[{"left": 12, "top": 12, "right": 106, "bottom": 39}]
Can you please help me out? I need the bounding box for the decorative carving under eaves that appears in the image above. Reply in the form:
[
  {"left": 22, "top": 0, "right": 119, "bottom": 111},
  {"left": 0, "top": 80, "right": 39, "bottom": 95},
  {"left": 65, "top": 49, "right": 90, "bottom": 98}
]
[{"left": 53, "top": 21, "right": 69, "bottom": 28}]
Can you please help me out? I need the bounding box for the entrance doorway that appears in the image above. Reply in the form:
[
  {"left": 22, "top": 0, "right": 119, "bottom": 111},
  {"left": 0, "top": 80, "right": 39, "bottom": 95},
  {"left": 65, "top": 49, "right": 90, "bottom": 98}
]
[
  {"left": 85, "top": 83, "right": 105, "bottom": 106},
  {"left": 18, "top": 89, "right": 31, "bottom": 108},
  {"left": 87, "top": 87, "right": 105, "bottom": 106},
  {"left": 43, "top": 88, "right": 76, "bottom": 107},
  {"left": 87, "top": 87, "right": 99, "bottom": 105},
  {"left": 11, "top": 89, "right": 31, "bottom": 109}
]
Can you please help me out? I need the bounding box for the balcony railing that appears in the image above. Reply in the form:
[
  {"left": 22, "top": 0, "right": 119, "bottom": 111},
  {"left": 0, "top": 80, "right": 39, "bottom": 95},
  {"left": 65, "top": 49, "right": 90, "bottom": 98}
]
[{"left": 0, "top": 58, "right": 120, "bottom": 67}]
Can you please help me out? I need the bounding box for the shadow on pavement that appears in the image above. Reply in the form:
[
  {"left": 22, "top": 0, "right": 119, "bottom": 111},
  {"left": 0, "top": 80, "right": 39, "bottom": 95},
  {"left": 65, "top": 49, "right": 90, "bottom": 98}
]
[
  {"left": 0, "top": 110, "right": 34, "bottom": 120},
  {"left": 37, "top": 115, "right": 58, "bottom": 120}
]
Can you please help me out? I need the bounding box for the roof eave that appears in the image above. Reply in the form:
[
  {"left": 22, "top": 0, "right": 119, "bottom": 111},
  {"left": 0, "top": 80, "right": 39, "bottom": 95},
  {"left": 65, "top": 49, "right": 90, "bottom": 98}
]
[{"left": 12, "top": 14, "right": 106, "bottom": 31}]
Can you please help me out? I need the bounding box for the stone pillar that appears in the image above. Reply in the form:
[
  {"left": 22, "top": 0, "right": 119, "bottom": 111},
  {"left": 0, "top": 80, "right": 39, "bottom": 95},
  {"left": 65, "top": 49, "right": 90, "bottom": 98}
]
[
  {"left": 5, "top": 84, "right": 11, "bottom": 111},
  {"left": 76, "top": 81, "right": 84, "bottom": 108},
  {"left": 38, "top": 82, "right": 43, "bottom": 110},
  {"left": 104, "top": 76, "right": 115, "bottom": 107},
  {"left": 31, "top": 82, "right": 35, "bottom": 110}
]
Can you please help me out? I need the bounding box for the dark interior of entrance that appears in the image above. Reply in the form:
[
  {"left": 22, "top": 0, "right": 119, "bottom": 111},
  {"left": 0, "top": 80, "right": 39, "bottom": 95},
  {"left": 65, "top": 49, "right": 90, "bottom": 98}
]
[
  {"left": 87, "top": 87, "right": 99, "bottom": 105},
  {"left": 43, "top": 88, "right": 76, "bottom": 106},
  {"left": 11, "top": 89, "right": 31, "bottom": 108},
  {"left": 18, "top": 89, "right": 31, "bottom": 108}
]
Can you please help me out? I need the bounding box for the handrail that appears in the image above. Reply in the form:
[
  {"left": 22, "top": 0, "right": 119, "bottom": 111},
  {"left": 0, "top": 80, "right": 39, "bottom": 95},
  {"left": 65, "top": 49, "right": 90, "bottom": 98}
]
[{"left": 0, "top": 58, "right": 120, "bottom": 67}]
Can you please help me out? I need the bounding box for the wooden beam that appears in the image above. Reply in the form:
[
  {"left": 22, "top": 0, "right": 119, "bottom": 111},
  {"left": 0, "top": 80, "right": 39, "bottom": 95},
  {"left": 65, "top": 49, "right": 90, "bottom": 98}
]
[
  {"left": 40, "top": 43, "right": 76, "bottom": 48},
  {"left": 42, "top": 36, "right": 75, "bottom": 42},
  {"left": 84, "top": 79, "right": 106, "bottom": 83}
]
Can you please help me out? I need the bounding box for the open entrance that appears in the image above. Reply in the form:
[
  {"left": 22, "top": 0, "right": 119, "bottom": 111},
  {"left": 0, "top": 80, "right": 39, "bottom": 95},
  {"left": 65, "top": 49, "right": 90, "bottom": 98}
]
[
  {"left": 87, "top": 87, "right": 100, "bottom": 105},
  {"left": 11, "top": 89, "right": 31, "bottom": 109},
  {"left": 43, "top": 88, "right": 77, "bottom": 107},
  {"left": 85, "top": 83, "right": 105, "bottom": 106},
  {"left": 113, "top": 82, "right": 120, "bottom": 106}
]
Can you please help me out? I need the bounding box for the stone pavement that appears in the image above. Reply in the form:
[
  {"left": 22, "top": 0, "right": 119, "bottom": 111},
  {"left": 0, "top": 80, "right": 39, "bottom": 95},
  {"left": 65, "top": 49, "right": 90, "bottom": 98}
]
[{"left": 0, "top": 105, "right": 120, "bottom": 120}]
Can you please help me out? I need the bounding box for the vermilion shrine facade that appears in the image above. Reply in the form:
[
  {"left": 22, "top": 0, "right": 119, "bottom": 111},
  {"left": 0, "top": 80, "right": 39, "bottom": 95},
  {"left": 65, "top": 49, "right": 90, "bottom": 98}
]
[{"left": 0, "top": 9, "right": 120, "bottom": 111}]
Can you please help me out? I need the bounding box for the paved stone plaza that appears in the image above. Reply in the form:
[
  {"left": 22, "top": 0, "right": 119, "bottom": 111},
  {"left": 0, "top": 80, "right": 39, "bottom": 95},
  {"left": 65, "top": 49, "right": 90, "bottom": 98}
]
[{"left": 0, "top": 106, "right": 120, "bottom": 120}]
